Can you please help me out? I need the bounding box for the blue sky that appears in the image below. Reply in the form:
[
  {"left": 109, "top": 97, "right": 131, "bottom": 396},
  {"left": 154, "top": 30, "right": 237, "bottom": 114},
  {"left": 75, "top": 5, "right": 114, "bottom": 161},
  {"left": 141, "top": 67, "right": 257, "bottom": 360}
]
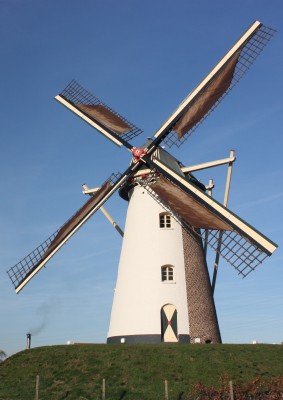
[{"left": 0, "top": 0, "right": 282, "bottom": 356}]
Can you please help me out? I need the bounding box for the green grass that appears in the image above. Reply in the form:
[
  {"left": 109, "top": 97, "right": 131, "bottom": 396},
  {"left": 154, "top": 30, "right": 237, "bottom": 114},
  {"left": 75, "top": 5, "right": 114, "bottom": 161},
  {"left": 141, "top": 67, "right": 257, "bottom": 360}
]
[{"left": 0, "top": 344, "right": 282, "bottom": 399}]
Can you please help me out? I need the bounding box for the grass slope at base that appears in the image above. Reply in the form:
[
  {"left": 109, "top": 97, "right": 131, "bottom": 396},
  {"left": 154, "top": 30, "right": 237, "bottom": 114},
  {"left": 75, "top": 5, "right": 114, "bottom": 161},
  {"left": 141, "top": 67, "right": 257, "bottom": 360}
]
[{"left": 0, "top": 344, "right": 282, "bottom": 399}]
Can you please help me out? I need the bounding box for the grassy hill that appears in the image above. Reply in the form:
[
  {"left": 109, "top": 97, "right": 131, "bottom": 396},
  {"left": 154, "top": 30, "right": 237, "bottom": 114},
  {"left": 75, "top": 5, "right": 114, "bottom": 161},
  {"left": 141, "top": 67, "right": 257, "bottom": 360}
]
[{"left": 0, "top": 344, "right": 282, "bottom": 399}]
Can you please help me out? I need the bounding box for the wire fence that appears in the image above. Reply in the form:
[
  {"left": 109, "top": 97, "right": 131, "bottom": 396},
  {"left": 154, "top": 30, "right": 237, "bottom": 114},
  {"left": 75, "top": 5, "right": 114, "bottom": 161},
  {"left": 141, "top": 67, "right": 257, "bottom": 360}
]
[{"left": 1, "top": 376, "right": 280, "bottom": 400}]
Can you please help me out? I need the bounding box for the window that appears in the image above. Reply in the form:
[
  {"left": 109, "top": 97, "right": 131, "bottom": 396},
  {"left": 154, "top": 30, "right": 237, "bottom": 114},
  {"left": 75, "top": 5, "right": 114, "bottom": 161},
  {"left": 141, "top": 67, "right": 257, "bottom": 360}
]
[
  {"left": 159, "top": 213, "right": 171, "bottom": 229},
  {"left": 161, "top": 265, "right": 174, "bottom": 282}
]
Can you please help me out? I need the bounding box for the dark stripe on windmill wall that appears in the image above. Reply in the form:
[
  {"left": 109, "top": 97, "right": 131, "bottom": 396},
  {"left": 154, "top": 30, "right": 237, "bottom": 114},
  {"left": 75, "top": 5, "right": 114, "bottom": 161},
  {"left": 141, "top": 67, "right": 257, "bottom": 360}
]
[
  {"left": 182, "top": 227, "right": 221, "bottom": 344},
  {"left": 107, "top": 334, "right": 190, "bottom": 344},
  {"left": 161, "top": 308, "right": 168, "bottom": 340},
  {"left": 171, "top": 309, "right": 178, "bottom": 338}
]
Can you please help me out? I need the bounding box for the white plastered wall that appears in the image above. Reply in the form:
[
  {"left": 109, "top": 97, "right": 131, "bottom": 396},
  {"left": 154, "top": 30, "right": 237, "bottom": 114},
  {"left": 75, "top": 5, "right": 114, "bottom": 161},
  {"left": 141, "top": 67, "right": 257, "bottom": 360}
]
[{"left": 107, "top": 185, "right": 189, "bottom": 339}]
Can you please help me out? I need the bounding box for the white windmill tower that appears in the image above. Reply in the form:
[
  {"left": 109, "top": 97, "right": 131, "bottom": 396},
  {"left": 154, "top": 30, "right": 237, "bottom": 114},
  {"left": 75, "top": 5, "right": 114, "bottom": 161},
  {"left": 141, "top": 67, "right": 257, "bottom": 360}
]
[
  {"left": 106, "top": 145, "right": 222, "bottom": 344},
  {"left": 7, "top": 21, "right": 278, "bottom": 344},
  {"left": 108, "top": 147, "right": 199, "bottom": 344}
]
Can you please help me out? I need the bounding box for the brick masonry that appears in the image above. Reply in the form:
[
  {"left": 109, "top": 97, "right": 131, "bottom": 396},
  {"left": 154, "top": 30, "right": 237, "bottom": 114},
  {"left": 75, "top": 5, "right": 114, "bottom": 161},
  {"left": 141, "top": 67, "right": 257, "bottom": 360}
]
[{"left": 182, "top": 227, "right": 222, "bottom": 344}]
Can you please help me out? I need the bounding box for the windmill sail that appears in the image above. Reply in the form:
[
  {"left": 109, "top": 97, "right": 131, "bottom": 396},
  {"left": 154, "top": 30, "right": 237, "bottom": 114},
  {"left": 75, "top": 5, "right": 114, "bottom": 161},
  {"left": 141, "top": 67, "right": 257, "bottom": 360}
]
[
  {"left": 152, "top": 21, "right": 276, "bottom": 148},
  {"left": 55, "top": 80, "right": 142, "bottom": 148},
  {"left": 75, "top": 104, "right": 131, "bottom": 135},
  {"left": 44, "top": 181, "right": 112, "bottom": 258},
  {"left": 142, "top": 157, "right": 277, "bottom": 277},
  {"left": 149, "top": 175, "right": 231, "bottom": 230},
  {"left": 7, "top": 172, "right": 128, "bottom": 293},
  {"left": 173, "top": 52, "right": 240, "bottom": 138}
]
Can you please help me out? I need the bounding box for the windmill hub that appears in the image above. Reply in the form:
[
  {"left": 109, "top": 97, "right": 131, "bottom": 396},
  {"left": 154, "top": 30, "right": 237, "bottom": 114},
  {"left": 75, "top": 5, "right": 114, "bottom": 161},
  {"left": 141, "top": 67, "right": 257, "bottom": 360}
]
[{"left": 132, "top": 147, "right": 147, "bottom": 161}]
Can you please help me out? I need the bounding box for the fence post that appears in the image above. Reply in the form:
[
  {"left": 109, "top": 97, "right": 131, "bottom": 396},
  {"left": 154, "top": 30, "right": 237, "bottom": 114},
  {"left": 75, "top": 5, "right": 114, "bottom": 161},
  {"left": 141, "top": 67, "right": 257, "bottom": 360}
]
[
  {"left": 165, "top": 380, "right": 168, "bottom": 400},
  {"left": 102, "top": 378, "right": 106, "bottom": 400},
  {"left": 35, "top": 375, "right": 39, "bottom": 400},
  {"left": 229, "top": 380, "right": 234, "bottom": 400}
]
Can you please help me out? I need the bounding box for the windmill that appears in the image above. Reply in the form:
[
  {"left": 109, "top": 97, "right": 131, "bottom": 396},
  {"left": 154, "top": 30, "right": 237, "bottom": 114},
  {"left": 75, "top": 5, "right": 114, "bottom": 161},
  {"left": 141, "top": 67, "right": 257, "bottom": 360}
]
[{"left": 7, "top": 21, "right": 278, "bottom": 344}]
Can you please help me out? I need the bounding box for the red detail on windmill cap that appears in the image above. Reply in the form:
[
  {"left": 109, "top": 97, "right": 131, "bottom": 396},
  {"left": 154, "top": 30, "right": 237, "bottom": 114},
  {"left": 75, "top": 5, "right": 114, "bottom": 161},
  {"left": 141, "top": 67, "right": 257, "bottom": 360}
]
[
  {"left": 167, "top": 321, "right": 171, "bottom": 325},
  {"left": 132, "top": 147, "right": 146, "bottom": 160}
]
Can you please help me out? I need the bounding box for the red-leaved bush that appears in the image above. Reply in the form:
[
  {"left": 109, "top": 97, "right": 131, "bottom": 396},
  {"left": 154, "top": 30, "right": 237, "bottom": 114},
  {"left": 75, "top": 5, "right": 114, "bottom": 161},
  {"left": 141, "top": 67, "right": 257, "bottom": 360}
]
[{"left": 186, "top": 374, "right": 283, "bottom": 399}]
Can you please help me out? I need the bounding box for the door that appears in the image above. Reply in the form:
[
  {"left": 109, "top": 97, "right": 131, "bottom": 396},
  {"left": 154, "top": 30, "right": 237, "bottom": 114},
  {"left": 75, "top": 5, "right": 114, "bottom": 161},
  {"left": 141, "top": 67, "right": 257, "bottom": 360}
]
[{"left": 161, "top": 304, "right": 178, "bottom": 342}]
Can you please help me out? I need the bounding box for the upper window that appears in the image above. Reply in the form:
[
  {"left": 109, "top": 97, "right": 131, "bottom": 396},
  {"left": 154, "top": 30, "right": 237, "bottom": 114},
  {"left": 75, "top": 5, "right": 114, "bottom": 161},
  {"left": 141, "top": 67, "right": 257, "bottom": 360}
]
[
  {"left": 161, "top": 265, "right": 174, "bottom": 282},
  {"left": 159, "top": 213, "right": 171, "bottom": 229}
]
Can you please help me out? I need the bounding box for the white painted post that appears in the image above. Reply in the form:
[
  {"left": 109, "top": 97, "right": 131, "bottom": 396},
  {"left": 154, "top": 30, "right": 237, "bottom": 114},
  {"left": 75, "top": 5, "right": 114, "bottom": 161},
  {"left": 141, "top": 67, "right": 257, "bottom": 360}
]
[
  {"left": 165, "top": 380, "right": 168, "bottom": 400},
  {"left": 35, "top": 375, "right": 39, "bottom": 400},
  {"left": 102, "top": 378, "right": 106, "bottom": 400},
  {"left": 229, "top": 380, "right": 234, "bottom": 400}
]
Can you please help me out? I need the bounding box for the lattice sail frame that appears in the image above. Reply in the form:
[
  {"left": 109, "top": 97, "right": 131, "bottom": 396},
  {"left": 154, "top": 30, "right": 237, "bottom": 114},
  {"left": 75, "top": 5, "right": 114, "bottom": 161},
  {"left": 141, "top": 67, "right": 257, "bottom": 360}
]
[
  {"left": 136, "top": 173, "right": 269, "bottom": 277},
  {"left": 59, "top": 80, "right": 143, "bottom": 142},
  {"left": 163, "top": 24, "right": 276, "bottom": 148},
  {"left": 7, "top": 172, "right": 122, "bottom": 290},
  {"left": 7, "top": 230, "right": 59, "bottom": 290}
]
